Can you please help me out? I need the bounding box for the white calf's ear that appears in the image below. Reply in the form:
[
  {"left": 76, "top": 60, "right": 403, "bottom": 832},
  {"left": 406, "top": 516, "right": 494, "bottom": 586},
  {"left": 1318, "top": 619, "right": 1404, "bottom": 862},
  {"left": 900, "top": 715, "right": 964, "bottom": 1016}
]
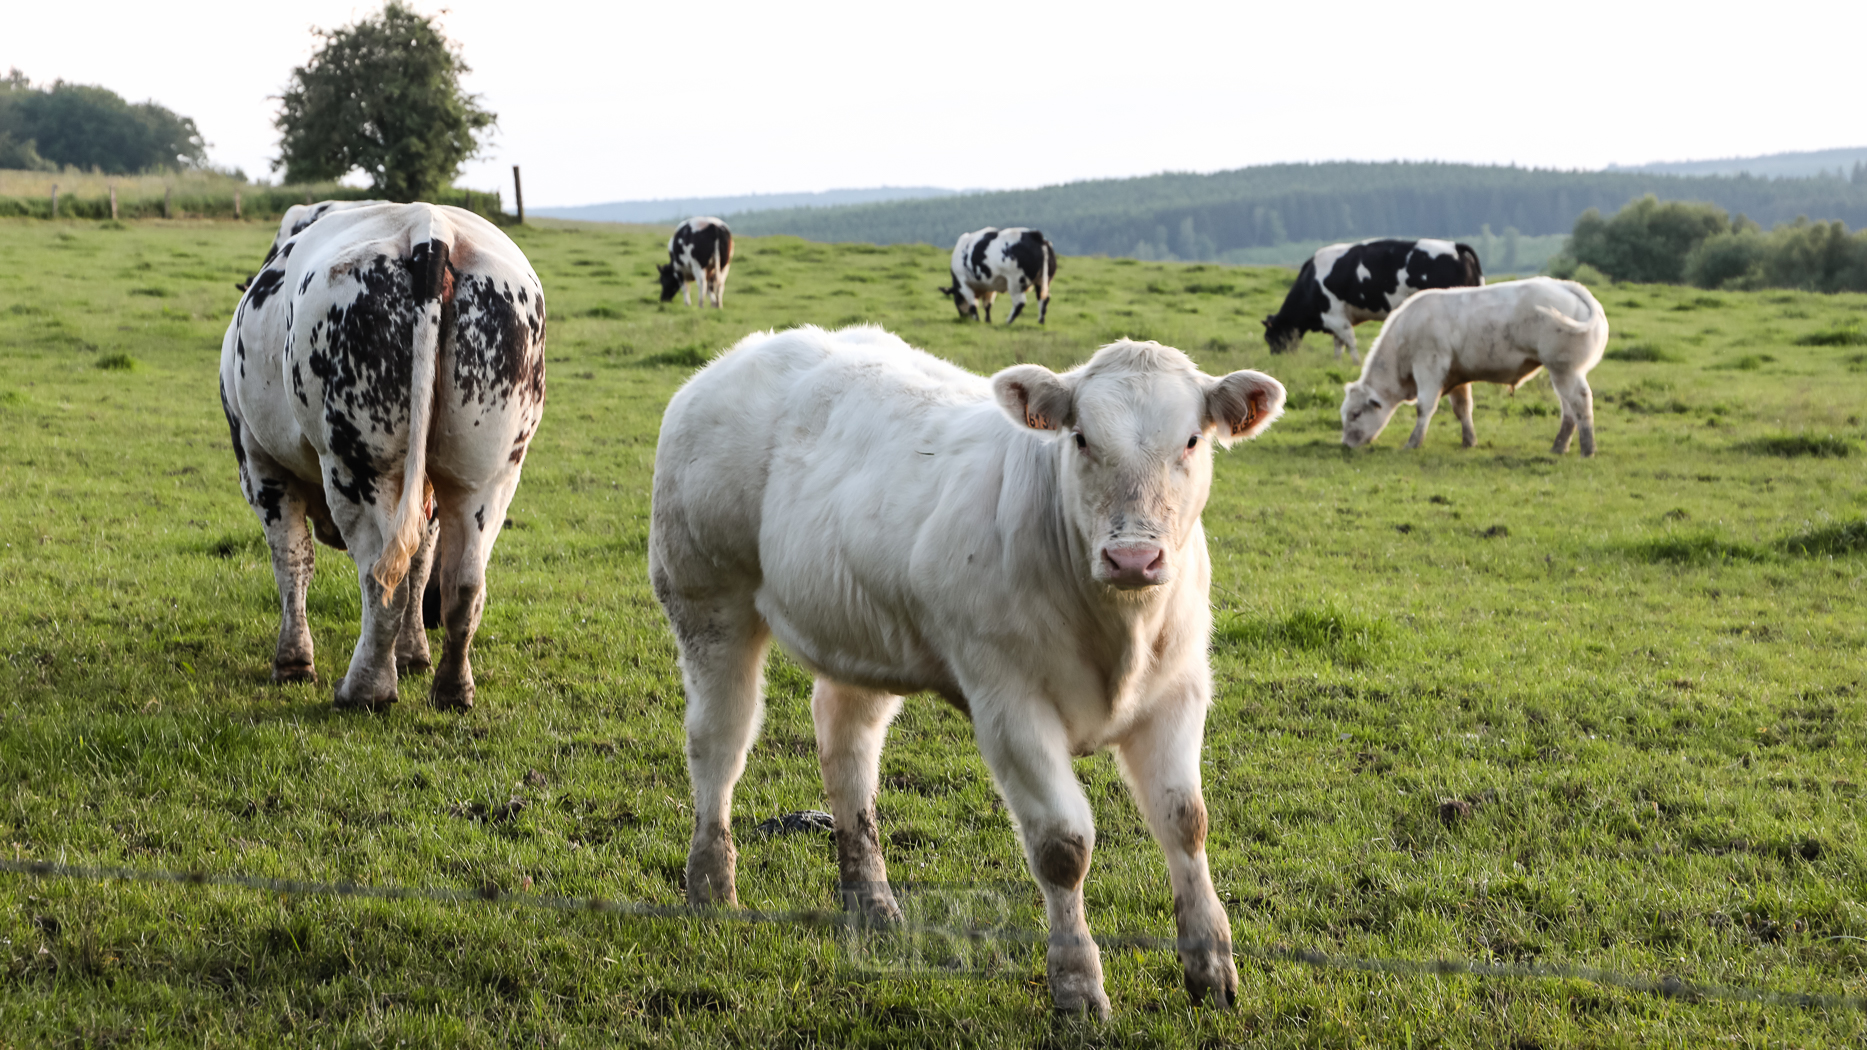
[
  {"left": 1205, "top": 369, "right": 1286, "bottom": 444},
  {"left": 992, "top": 363, "right": 1074, "bottom": 432}
]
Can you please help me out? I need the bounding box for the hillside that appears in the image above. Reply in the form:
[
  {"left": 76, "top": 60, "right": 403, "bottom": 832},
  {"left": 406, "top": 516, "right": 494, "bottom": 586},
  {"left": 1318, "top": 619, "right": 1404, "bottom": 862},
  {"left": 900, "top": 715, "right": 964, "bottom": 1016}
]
[
  {"left": 1609, "top": 146, "right": 1867, "bottom": 180},
  {"left": 532, "top": 186, "right": 971, "bottom": 224},
  {"left": 728, "top": 161, "right": 1867, "bottom": 261}
]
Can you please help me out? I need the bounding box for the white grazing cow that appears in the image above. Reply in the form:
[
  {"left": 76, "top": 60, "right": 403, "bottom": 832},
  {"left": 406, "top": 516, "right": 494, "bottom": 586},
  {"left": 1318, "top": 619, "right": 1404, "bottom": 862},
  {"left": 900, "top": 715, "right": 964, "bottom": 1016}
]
[
  {"left": 1340, "top": 276, "right": 1608, "bottom": 456},
  {"left": 220, "top": 202, "right": 547, "bottom": 709},
  {"left": 649, "top": 325, "right": 1286, "bottom": 1016}
]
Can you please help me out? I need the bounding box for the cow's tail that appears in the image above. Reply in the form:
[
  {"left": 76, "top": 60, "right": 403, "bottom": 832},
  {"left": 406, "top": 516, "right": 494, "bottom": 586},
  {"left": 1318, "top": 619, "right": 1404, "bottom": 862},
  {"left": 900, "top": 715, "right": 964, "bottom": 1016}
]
[
  {"left": 372, "top": 205, "right": 453, "bottom": 603},
  {"left": 1536, "top": 282, "right": 1602, "bottom": 334},
  {"left": 1036, "top": 237, "right": 1055, "bottom": 303},
  {"left": 1455, "top": 242, "right": 1485, "bottom": 286}
]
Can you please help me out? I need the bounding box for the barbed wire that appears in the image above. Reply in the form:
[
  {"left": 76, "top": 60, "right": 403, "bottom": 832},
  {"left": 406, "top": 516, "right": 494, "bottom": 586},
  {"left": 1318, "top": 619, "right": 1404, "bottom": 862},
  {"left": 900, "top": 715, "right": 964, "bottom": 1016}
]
[{"left": 3, "top": 856, "right": 1864, "bottom": 1014}]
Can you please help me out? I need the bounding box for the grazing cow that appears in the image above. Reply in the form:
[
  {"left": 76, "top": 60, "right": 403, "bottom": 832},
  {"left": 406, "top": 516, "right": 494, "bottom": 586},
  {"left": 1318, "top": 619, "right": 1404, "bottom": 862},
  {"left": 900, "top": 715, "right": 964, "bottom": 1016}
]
[
  {"left": 649, "top": 325, "right": 1286, "bottom": 1016},
  {"left": 236, "top": 200, "right": 386, "bottom": 291},
  {"left": 219, "top": 202, "right": 548, "bottom": 709},
  {"left": 658, "top": 217, "right": 734, "bottom": 307},
  {"left": 1262, "top": 238, "right": 1484, "bottom": 362},
  {"left": 1340, "top": 277, "right": 1608, "bottom": 456},
  {"left": 939, "top": 227, "right": 1057, "bottom": 323}
]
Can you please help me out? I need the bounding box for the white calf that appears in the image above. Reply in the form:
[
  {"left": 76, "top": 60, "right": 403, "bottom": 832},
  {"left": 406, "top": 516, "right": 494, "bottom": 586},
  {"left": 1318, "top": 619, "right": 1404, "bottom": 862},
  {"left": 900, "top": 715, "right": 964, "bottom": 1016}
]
[
  {"left": 1340, "top": 277, "right": 1609, "bottom": 455},
  {"left": 649, "top": 325, "right": 1287, "bottom": 1015}
]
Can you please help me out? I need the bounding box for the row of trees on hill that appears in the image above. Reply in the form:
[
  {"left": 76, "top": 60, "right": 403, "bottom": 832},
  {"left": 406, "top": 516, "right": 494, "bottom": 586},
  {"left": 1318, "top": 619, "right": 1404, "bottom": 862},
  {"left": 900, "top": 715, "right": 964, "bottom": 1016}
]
[
  {"left": 1549, "top": 195, "right": 1867, "bottom": 292},
  {"left": 2, "top": 4, "right": 493, "bottom": 202},
  {"left": 0, "top": 69, "right": 207, "bottom": 174},
  {"left": 731, "top": 163, "right": 1867, "bottom": 262}
]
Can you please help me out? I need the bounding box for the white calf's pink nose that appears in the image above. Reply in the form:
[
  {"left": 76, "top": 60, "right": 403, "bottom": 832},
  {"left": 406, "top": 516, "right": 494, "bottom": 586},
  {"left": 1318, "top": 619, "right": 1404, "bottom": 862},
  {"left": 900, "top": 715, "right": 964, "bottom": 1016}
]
[{"left": 1101, "top": 545, "right": 1165, "bottom": 587}]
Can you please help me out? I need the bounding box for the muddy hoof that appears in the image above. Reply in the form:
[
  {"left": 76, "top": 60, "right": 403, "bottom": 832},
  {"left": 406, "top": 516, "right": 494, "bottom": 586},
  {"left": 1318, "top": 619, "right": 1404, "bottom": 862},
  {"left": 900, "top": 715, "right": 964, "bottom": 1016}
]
[
  {"left": 332, "top": 679, "right": 397, "bottom": 712},
  {"left": 431, "top": 680, "right": 474, "bottom": 711},
  {"left": 272, "top": 663, "right": 317, "bottom": 685}
]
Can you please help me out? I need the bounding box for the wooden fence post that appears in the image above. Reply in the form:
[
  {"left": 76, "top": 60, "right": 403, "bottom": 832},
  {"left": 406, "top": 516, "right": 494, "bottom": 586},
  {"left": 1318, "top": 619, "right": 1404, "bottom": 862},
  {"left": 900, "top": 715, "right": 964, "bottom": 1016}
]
[
  {"left": 109, "top": 184, "right": 119, "bottom": 221},
  {"left": 512, "top": 165, "right": 524, "bottom": 224},
  {"left": 234, "top": 191, "right": 243, "bottom": 221},
  {"left": 49, "top": 184, "right": 58, "bottom": 219},
  {"left": 163, "top": 185, "right": 173, "bottom": 220}
]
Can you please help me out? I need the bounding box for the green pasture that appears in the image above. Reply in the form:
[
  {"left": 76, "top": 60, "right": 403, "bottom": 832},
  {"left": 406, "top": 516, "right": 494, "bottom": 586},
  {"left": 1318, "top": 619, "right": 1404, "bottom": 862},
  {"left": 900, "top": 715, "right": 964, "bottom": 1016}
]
[{"left": 0, "top": 216, "right": 1864, "bottom": 1047}]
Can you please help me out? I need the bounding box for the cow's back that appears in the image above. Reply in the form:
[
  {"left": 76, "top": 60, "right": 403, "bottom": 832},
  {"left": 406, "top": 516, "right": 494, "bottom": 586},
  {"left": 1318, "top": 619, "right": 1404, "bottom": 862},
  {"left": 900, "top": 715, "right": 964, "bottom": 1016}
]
[{"left": 653, "top": 327, "right": 990, "bottom": 572}]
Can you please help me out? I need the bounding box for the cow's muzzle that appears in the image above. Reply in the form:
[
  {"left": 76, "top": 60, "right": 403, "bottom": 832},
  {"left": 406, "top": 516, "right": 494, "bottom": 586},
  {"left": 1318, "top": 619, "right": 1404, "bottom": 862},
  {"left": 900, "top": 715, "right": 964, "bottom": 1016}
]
[{"left": 1100, "top": 545, "right": 1165, "bottom": 589}]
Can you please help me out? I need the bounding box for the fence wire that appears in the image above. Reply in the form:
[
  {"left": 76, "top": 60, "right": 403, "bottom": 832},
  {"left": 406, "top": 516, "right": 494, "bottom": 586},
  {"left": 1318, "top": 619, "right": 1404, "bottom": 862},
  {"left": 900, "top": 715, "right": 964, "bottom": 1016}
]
[{"left": 3, "top": 856, "right": 1864, "bottom": 1014}]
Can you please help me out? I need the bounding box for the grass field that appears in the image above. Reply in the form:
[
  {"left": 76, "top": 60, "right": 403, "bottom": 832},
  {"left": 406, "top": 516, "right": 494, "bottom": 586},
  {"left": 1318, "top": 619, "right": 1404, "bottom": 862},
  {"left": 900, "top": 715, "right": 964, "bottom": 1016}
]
[{"left": 1, "top": 216, "right": 1864, "bottom": 1048}]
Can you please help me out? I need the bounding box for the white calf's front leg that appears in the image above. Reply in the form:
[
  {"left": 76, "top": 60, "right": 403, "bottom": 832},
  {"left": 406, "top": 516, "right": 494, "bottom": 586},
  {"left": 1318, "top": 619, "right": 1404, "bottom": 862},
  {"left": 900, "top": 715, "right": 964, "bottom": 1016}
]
[
  {"left": 663, "top": 590, "right": 769, "bottom": 907},
  {"left": 1116, "top": 701, "right": 1237, "bottom": 1008},
  {"left": 972, "top": 699, "right": 1107, "bottom": 1018},
  {"left": 812, "top": 680, "right": 903, "bottom": 922},
  {"left": 1404, "top": 365, "right": 1448, "bottom": 450}
]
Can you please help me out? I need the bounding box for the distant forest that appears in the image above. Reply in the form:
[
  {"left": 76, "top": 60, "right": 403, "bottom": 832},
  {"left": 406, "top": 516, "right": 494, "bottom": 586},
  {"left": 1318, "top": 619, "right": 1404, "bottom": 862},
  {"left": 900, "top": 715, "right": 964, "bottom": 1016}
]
[{"left": 730, "top": 162, "right": 1867, "bottom": 261}]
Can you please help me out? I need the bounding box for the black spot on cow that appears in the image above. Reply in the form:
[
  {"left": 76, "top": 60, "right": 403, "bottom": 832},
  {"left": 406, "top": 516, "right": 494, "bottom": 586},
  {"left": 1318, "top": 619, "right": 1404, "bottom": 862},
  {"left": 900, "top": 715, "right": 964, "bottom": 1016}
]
[
  {"left": 324, "top": 411, "right": 382, "bottom": 507},
  {"left": 291, "top": 361, "right": 308, "bottom": 406},
  {"left": 454, "top": 274, "right": 545, "bottom": 408},
  {"left": 255, "top": 477, "right": 289, "bottom": 524},
  {"left": 220, "top": 382, "right": 247, "bottom": 472},
  {"left": 245, "top": 266, "right": 287, "bottom": 312},
  {"left": 298, "top": 270, "right": 316, "bottom": 295},
  {"left": 474, "top": 505, "right": 486, "bottom": 532},
  {"left": 966, "top": 228, "right": 1001, "bottom": 281}
]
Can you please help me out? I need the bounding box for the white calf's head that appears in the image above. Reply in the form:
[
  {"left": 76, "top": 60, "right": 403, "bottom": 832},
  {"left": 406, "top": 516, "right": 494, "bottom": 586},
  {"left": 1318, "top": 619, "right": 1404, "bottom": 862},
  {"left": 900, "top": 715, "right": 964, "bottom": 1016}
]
[
  {"left": 1339, "top": 379, "right": 1402, "bottom": 448},
  {"left": 993, "top": 340, "right": 1285, "bottom": 592}
]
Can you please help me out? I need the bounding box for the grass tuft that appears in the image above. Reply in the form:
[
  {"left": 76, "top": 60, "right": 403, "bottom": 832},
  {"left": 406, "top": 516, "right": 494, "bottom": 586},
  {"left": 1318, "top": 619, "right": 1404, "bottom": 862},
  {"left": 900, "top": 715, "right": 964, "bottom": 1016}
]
[
  {"left": 633, "top": 345, "right": 712, "bottom": 369},
  {"left": 1794, "top": 326, "right": 1866, "bottom": 347},
  {"left": 94, "top": 352, "right": 139, "bottom": 371},
  {"left": 1739, "top": 434, "right": 1855, "bottom": 458},
  {"left": 1630, "top": 531, "right": 1768, "bottom": 565},
  {"left": 1216, "top": 604, "right": 1389, "bottom": 665},
  {"left": 1604, "top": 343, "right": 1681, "bottom": 363},
  {"left": 1781, "top": 519, "right": 1867, "bottom": 557}
]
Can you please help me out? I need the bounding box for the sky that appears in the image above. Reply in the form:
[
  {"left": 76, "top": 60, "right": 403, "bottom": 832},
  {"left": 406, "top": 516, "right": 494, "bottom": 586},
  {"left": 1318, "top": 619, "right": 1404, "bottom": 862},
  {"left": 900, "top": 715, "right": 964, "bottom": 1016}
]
[{"left": 7, "top": 0, "right": 1863, "bottom": 208}]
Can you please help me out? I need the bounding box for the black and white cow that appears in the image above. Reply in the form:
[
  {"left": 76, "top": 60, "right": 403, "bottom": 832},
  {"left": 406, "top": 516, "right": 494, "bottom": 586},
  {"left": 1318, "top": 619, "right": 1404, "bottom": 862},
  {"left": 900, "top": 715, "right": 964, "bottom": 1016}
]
[
  {"left": 1262, "top": 239, "right": 1483, "bottom": 362},
  {"left": 219, "top": 201, "right": 547, "bottom": 711},
  {"left": 658, "top": 217, "right": 734, "bottom": 307},
  {"left": 236, "top": 200, "right": 386, "bottom": 291},
  {"left": 939, "top": 227, "right": 1057, "bottom": 324}
]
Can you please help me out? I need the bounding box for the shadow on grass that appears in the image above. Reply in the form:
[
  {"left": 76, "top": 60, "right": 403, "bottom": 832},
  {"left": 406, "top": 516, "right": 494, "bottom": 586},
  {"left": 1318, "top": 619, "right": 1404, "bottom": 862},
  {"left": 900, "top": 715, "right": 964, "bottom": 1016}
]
[
  {"left": 1215, "top": 604, "right": 1388, "bottom": 666},
  {"left": 1630, "top": 519, "right": 1867, "bottom": 564},
  {"left": 1737, "top": 434, "right": 1856, "bottom": 458}
]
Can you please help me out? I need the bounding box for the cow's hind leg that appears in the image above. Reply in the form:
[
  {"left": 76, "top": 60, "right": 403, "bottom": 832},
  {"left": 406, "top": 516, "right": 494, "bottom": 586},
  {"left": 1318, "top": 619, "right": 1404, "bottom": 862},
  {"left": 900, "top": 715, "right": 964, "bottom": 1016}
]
[
  {"left": 327, "top": 500, "right": 404, "bottom": 711},
  {"left": 242, "top": 451, "right": 318, "bottom": 684},
  {"left": 396, "top": 515, "right": 438, "bottom": 676},
  {"left": 973, "top": 699, "right": 1108, "bottom": 1018},
  {"left": 663, "top": 590, "right": 769, "bottom": 907},
  {"left": 1449, "top": 383, "right": 1477, "bottom": 448},
  {"left": 1550, "top": 370, "right": 1596, "bottom": 457},
  {"left": 427, "top": 474, "right": 519, "bottom": 711},
  {"left": 812, "top": 680, "right": 903, "bottom": 922},
  {"left": 1116, "top": 708, "right": 1238, "bottom": 1008}
]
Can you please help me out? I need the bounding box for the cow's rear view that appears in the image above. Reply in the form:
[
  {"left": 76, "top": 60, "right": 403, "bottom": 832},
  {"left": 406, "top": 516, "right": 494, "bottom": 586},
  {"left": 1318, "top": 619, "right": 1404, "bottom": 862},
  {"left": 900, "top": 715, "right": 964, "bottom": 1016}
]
[{"left": 219, "top": 201, "right": 547, "bottom": 709}]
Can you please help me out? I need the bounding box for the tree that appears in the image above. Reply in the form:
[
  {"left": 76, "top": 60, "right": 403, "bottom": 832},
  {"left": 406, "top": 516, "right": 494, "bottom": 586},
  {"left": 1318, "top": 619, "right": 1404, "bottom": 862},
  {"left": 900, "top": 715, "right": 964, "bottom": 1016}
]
[
  {"left": 274, "top": 3, "right": 495, "bottom": 201},
  {"left": 0, "top": 67, "right": 205, "bottom": 173}
]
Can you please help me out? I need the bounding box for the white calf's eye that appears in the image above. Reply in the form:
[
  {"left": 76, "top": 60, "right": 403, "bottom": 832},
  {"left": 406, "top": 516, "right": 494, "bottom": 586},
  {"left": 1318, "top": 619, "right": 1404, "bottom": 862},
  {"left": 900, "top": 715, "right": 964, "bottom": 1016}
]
[
  {"left": 1074, "top": 433, "right": 1087, "bottom": 450},
  {"left": 1186, "top": 435, "right": 1198, "bottom": 449}
]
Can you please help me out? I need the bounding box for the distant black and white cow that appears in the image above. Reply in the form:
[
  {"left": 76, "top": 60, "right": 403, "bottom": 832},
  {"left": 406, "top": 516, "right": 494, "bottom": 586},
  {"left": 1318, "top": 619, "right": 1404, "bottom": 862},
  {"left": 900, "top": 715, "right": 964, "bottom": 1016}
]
[
  {"left": 939, "top": 227, "right": 1057, "bottom": 324},
  {"left": 658, "top": 217, "right": 734, "bottom": 307},
  {"left": 1262, "top": 239, "right": 1483, "bottom": 362},
  {"left": 220, "top": 201, "right": 548, "bottom": 710}
]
